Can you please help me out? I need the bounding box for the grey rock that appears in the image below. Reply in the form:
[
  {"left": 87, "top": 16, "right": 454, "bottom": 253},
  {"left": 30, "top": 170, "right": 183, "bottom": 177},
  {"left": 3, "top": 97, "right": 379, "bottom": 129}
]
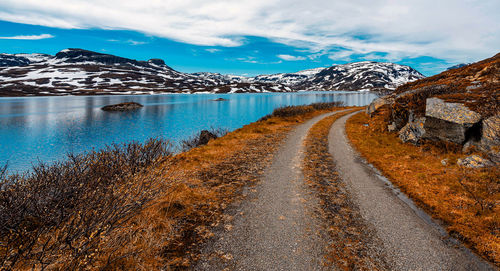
[
  {"left": 478, "top": 114, "right": 500, "bottom": 152},
  {"left": 399, "top": 117, "right": 426, "bottom": 144},
  {"left": 425, "top": 98, "right": 481, "bottom": 125},
  {"left": 441, "top": 159, "right": 449, "bottom": 166},
  {"left": 457, "top": 155, "right": 493, "bottom": 168},
  {"left": 423, "top": 117, "right": 470, "bottom": 144},
  {"left": 422, "top": 98, "right": 482, "bottom": 144},
  {"left": 387, "top": 122, "right": 397, "bottom": 132}
]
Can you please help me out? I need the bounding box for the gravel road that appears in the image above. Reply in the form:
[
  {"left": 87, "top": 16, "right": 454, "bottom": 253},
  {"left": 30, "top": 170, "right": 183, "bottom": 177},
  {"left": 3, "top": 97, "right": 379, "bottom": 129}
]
[
  {"left": 194, "top": 110, "right": 352, "bottom": 271},
  {"left": 329, "top": 111, "right": 494, "bottom": 271}
]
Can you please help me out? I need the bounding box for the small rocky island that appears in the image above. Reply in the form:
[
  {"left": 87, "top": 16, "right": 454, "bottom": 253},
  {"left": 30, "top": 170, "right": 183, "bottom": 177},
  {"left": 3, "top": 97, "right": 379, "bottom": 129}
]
[
  {"left": 212, "top": 98, "right": 228, "bottom": 101},
  {"left": 101, "top": 102, "right": 143, "bottom": 111}
]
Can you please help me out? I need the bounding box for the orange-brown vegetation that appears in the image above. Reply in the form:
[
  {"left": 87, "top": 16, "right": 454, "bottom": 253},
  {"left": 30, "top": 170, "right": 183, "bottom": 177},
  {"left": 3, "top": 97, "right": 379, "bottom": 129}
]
[
  {"left": 0, "top": 103, "right": 349, "bottom": 270},
  {"left": 303, "top": 110, "right": 389, "bottom": 270},
  {"left": 346, "top": 111, "right": 500, "bottom": 265}
]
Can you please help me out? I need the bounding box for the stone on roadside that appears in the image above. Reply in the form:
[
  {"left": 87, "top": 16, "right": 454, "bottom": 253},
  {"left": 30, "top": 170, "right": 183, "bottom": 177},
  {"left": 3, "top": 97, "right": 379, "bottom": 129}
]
[
  {"left": 441, "top": 159, "right": 449, "bottom": 166},
  {"left": 398, "top": 117, "right": 426, "bottom": 144},
  {"left": 387, "top": 122, "right": 397, "bottom": 132},
  {"left": 457, "top": 155, "right": 493, "bottom": 168}
]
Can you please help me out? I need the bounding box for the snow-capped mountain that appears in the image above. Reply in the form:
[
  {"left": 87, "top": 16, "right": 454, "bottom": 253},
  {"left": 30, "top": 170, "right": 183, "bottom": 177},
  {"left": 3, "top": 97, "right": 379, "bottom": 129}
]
[
  {"left": 249, "top": 67, "right": 326, "bottom": 85},
  {"left": 0, "top": 49, "right": 424, "bottom": 96},
  {"left": 299, "top": 61, "right": 424, "bottom": 91}
]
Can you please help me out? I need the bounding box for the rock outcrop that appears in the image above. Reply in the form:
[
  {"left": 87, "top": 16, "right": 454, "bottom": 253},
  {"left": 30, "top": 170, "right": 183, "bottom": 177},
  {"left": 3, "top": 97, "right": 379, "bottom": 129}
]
[{"left": 366, "top": 95, "right": 394, "bottom": 115}]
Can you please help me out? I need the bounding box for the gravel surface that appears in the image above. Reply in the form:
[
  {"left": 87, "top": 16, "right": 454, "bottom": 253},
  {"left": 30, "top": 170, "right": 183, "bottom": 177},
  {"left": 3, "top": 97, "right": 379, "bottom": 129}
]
[
  {"left": 194, "top": 110, "right": 351, "bottom": 271},
  {"left": 329, "top": 111, "right": 495, "bottom": 271}
]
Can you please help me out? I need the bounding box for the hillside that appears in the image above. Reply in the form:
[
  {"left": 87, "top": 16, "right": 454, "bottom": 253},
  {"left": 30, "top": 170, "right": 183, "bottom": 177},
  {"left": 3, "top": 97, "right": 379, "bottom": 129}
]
[
  {"left": 0, "top": 48, "right": 424, "bottom": 96},
  {"left": 367, "top": 51, "right": 499, "bottom": 160}
]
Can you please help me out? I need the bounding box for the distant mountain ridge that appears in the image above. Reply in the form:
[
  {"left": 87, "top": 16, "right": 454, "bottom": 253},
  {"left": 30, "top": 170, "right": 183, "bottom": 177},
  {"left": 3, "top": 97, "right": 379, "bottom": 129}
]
[{"left": 0, "top": 48, "right": 425, "bottom": 96}]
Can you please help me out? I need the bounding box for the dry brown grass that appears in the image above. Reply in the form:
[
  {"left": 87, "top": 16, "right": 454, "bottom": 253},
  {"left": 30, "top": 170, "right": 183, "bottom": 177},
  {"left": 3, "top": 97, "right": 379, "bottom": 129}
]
[
  {"left": 346, "top": 111, "right": 500, "bottom": 266},
  {"left": 302, "top": 109, "right": 389, "bottom": 270}
]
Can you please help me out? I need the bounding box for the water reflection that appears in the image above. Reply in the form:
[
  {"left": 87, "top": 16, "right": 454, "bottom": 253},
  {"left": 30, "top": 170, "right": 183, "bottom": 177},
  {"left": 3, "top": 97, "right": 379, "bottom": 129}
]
[{"left": 0, "top": 92, "right": 377, "bottom": 171}]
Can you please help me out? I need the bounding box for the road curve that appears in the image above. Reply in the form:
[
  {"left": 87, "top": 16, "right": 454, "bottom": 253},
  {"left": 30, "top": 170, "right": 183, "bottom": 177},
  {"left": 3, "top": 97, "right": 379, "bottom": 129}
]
[
  {"left": 329, "top": 111, "right": 494, "bottom": 271},
  {"left": 194, "top": 110, "right": 353, "bottom": 271}
]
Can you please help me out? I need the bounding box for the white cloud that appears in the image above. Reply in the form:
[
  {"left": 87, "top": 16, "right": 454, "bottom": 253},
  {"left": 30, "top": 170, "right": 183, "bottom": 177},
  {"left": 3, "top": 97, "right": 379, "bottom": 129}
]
[
  {"left": 236, "top": 56, "right": 258, "bottom": 63},
  {"left": 328, "top": 51, "right": 354, "bottom": 61},
  {"left": 205, "top": 48, "right": 221, "bottom": 53},
  {"left": 127, "top": 40, "right": 147, "bottom": 45},
  {"left": 107, "top": 39, "right": 147, "bottom": 45},
  {"left": 0, "top": 33, "right": 54, "bottom": 40},
  {"left": 277, "top": 54, "right": 306, "bottom": 61},
  {"left": 0, "top": 1, "right": 498, "bottom": 62}
]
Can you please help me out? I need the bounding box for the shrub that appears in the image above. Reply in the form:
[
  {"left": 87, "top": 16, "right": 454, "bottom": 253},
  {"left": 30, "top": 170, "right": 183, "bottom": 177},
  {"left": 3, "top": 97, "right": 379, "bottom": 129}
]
[
  {"left": 180, "top": 128, "right": 228, "bottom": 151},
  {"left": 0, "top": 138, "right": 172, "bottom": 270}
]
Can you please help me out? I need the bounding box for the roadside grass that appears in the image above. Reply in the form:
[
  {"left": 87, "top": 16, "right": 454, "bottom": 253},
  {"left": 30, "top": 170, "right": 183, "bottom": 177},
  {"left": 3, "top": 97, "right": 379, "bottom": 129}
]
[
  {"left": 303, "top": 109, "right": 389, "bottom": 270},
  {"left": 0, "top": 103, "right": 351, "bottom": 270},
  {"left": 346, "top": 111, "right": 500, "bottom": 265}
]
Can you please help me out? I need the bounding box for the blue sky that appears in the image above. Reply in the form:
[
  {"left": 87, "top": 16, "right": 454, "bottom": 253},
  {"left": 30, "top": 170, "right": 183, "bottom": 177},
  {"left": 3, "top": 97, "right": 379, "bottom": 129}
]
[{"left": 0, "top": 1, "right": 499, "bottom": 77}]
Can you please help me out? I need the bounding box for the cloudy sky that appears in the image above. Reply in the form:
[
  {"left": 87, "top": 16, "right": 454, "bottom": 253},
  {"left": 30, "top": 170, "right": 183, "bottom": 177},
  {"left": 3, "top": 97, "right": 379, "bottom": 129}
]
[{"left": 0, "top": 0, "right": 498, "bottom": 76}]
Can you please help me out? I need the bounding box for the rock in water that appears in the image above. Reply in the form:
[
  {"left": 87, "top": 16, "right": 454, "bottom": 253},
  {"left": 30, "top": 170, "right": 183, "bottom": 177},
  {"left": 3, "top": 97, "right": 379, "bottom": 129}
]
[{"left": 101, "top": 102, "right": 143, "bottom": 111}]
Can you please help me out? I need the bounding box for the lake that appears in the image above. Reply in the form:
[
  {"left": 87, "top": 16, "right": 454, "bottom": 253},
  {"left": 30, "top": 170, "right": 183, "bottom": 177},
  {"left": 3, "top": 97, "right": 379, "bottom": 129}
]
[{"left": 0, "top": 91, "right": 377, "bottom": 172}]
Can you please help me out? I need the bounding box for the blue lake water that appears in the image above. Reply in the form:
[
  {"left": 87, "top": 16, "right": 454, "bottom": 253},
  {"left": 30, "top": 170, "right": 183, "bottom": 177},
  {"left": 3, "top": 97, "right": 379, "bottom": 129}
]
[{"left": 0, "top": 92, "right": 377, "bottom": 172}]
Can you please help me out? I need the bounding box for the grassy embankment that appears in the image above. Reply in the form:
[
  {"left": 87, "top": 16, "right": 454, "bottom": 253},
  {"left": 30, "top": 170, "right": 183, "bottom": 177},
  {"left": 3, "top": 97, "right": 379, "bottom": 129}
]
[
  {"left": 346, "top": 111, "right": 499, "bottom": 265},
  {"left": 302, "top": 110, "right": 389, "bottom": 270},
  {"left": 0, "top": 102, "right": 350, "bottom": 270}
]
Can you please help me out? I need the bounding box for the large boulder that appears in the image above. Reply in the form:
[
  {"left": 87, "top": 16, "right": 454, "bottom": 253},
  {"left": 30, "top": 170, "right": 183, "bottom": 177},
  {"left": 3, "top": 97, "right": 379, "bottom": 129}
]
[
  {"left": 425, "top": 98, "right": 482, "bottom": 125},
  {"left": 399, "top": 117, "right": 426, "bottom": 144},
  {"left": 422, "top": 98, "right": 481, "bottom": 144}
]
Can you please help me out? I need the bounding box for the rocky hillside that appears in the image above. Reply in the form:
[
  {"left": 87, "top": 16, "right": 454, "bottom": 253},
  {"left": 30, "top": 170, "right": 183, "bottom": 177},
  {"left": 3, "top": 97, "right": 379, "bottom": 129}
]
[
  {"left": 367, "top": 52, "right": 500, "bottom": 166},
  {"left": 0, "top": 48, "right": 423, "bottom": 96}
]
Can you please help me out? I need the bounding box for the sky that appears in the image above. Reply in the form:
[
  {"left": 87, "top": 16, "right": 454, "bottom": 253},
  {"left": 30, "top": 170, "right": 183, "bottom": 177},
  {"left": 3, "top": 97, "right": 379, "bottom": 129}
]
[{"left": 0, "top": 0, "right": 499, "bottom": 77}]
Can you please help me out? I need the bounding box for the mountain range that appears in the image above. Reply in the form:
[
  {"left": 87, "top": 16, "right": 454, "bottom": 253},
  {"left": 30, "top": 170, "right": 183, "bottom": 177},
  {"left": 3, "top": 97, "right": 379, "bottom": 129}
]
[{"left": 0, "top": 48, "right": 425, "bottom": 96}]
